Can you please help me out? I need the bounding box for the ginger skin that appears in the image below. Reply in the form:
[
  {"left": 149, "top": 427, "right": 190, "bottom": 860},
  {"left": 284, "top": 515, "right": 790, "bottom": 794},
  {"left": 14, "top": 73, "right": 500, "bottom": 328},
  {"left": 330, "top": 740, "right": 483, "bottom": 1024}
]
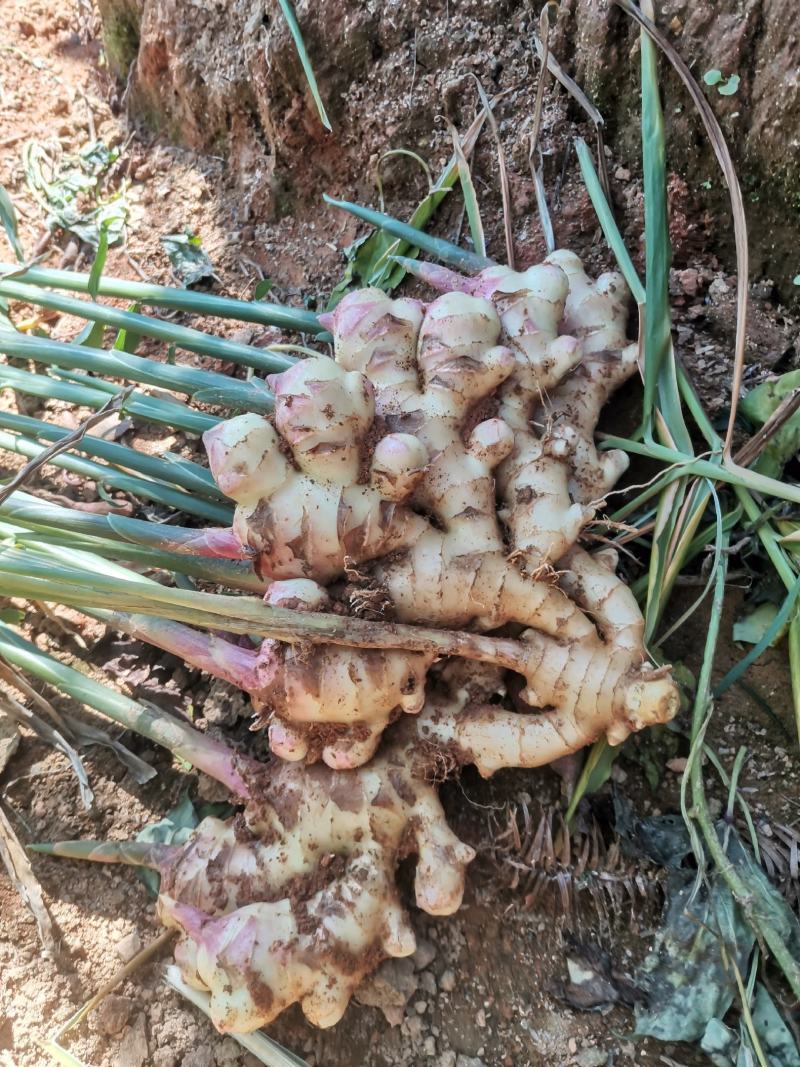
[
  {"left": 38, "top": 251, "right": 680, "bottom": 1035},
  {"left": 132, "top": 251, "right": 674, "bottom": 768}
]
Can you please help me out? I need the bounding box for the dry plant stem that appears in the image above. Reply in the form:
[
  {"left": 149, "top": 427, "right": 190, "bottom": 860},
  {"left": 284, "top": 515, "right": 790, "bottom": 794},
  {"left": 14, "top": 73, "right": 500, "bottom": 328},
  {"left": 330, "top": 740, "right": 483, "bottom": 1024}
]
[
  {"left": 0, "top": 802, "right": 57, "bottom": 951},
  {"left": 0, "top": 690, "right": 93, "bottom": 807},
  {"left": 54, "top": 930, "right": 176, "bottom": 1039},
  {"left": 0, "top": 386, "right": 133, "bottom": 505},
  {"left": 733, "top": 387, "right": 800, "bottom": 469}
]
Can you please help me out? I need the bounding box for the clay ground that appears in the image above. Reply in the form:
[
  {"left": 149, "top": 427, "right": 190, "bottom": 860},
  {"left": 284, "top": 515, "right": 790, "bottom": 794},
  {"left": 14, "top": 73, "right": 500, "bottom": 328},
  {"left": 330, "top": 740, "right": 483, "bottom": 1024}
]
[{"left": 0, "top": 2, "right": 799, "bottom": 1067}]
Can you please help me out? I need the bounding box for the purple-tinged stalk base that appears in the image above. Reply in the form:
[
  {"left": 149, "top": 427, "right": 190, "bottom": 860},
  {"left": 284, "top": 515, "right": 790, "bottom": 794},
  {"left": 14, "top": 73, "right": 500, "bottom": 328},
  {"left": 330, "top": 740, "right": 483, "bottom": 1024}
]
[
  {"left": 29, "top": 839, "right": 175, "bottom": 869},
  {"left": 149, "top": 525, "right": 251, "bottom": 560},
  {"left": 108, "top": 613, "right": 267, "bottom": 694}
]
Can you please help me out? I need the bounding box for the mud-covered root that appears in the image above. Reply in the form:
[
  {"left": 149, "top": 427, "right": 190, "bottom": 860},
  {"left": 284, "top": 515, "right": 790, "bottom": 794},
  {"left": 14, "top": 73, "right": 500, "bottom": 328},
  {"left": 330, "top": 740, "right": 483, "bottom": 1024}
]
[
  {"left": 34, "top": 735, "right": 474, "bottom": 1033},
  {"left": 160, "top": 861, "right": 414, "bottom": 1030}
]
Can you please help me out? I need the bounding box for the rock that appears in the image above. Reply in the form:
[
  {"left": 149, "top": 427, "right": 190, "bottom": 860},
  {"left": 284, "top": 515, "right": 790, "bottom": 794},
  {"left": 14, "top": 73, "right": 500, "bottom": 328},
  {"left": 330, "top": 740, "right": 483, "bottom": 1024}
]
[
  {"left": 677, "top": 268, "right": 701, "bottom": 297},
  {"left": 412, "top": 939, "right": 437, "bottom": 971},
  {"left": 114, "top": 930, "right": 142, "bottom": 962},
  {"left": 214, "top": 1039, "right": 242, "bottom": 1066},
  {"left": 94, "top": 994, "right": 135, "bottom": 1036},
  {"left": 420, "top": 971, "right": 438, "bottom": 996},
  {"left": 437, "top": 1054, "right": 456, "bottom": 1067},
  {"left": 405, "top": 1014, "right": 425, "bottom": 1041},
  {"left": 614, "top": 166, "right": 630, "bottom": 181},
  {"left": 354, "top": 957, "right": 417, "bottom": 1026},
  {"left": 439, "top": 969, "right": 456, "bottom": 993},
  {"left": 113, "top": 1014, "right": 149, "bottom": 1067},
  {"left": 0, "top": 712, "right": 20, "bottom": 774},
  {"left": 424, "top": 1036, "right": 437, "bottom": 1056},
  {"left": 152, "top": 1050, "right": 178, "bottom": 1067},
  {"left": 456, "top": 1057, "right": 486, "bottom": 1067},
  {"left": 575, "top": 1050, "right": 607, "bottom": 1067},
  {"left": 180, "top": 1049, "right": 214, "bottom": 1067},
  {"left": 414, "top": 1000, "right": 428, "bottom": 1014}
]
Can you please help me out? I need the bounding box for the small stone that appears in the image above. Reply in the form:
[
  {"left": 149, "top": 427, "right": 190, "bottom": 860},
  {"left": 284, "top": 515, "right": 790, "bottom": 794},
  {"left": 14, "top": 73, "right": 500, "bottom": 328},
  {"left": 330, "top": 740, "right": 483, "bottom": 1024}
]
[
  {"left": 181, "top": 1049, "right": 214, "bottom": 1067},
  {"left": 113, "top": 1014, "right": 148, "bottom": 1067},
  {"left": 114, "top": 930, "right": 142, "bottom": 962},
  {"left": 214, "top": 1039, "right": 242, "bottom": 1066},
  {"left": 677, "top": 268, "right": 701, "bottom": 297},
  {"left": 424, "top": 1036, "right": 437, "bottom": 1056},
  {"left": 405, "top": 1014, "right": 425, "bottom": 1041},
  {"left": 614, "top": 167, "right": 631, "bottom": 181},
  {"left": 568, "top": 1038, "right": 578, "bottom": 1054},
  {"left": 0, "top": 713, "right": 20, "bottom": 774},
  {"left": 94, "top": 994, "right": 134, "bottom": 1036},
  {"left": 415, "top": 1000, "right": 428, "bottom": 1014},
  {"left": 412, "top": 938, "right": 437, "bottom": 971},
  {"left": 152, "top": 1051, "right": 178, "bottom": 1067},
  {"left": 476, "top": 1008, "right": 486, "bottom": 1027},
  {"left": 575, "top": 1050, "right": 607, "bottom": 1067},
  {"left": 456, "top": 1057, "right": 486, "bottom": 1067},
  {"left": 666, "top": 757, "right": 688, "bottom": 773},
  {"left": 354, "top": 956, "right": 417, "bottom": 1026},
  {"left": 420, "top": 971, "right": 437, "bottom": 996},
  {"left": 439, "top": 969, "right": 456, "bottom": 993},
  {"left": 437, "top": 1054, "right": 456, "bottom": 1067}
]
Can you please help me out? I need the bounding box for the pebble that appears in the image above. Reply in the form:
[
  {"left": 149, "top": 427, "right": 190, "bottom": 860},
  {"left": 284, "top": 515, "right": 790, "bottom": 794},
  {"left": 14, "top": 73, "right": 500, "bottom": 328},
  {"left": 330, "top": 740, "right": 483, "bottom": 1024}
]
[
  {"left": 180, "top": 1049, "right": 215, "bottom": 1067},
  {"left": 415, "top": 1000, "right": 428, "bottom": 1014},
  {"left": 413, "top": 939, "right": 437, "bottom": 970},
  {"left": 439, "top": 968, "right": 456, "bottom": 992},
  {"left": 456, "top": 1056, "right": 487, "bottom": 1067},
  {"left": 405, "top": 1014, "right": 425, "bottom": 1040},
  {"left": 476, "top": 1008, "right": 486, "bottom": 1027},
  {"left": 424, "top": 1036, "right": 437, "bottom": 1056},
  {"left": 437, "top": 1053, "right": 456, "bottom": 1067},
  {"left": 152, "top": 1051, "right": 178, "bottom": 1067},
  {"left": 114, "top": 930, "right": 142, "bottom": 962},
  {"left": 575, "top": 1050, "right": 606, "bottom": 1067},
  {"left": 94, "top": 993, "right": 135, "bottom": 1036},
  {"left": 614, "top": 166, "right": 631, "bottom": 181},
  {"left": 112, "top": 1014, "right": 149, "bottom": 1067}
]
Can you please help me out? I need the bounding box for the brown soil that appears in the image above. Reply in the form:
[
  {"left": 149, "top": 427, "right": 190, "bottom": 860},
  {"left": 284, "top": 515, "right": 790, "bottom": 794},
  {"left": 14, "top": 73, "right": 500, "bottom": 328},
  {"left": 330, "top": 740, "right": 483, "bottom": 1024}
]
[{"left": 0, "top": 3, "right": 798, "bottom": 1067}]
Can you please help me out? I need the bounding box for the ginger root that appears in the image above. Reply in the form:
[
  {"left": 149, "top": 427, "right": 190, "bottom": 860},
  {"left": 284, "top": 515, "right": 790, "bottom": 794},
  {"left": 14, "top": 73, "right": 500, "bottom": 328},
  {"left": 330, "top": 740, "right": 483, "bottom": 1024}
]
[
  {"left": 46, "top": 734, "right": 473, "bottom": 1032},
  {"left": 176, "top": 250, "right": 672, "bottom": 766},
  {"left": 37, "top": 250, "right": 680, "bottom": 1034}
]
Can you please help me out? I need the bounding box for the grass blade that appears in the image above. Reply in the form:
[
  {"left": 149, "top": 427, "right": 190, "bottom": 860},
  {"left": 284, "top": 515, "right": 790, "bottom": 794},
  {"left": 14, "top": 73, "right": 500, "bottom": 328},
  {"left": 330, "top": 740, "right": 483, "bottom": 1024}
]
[
  {"left": 0, "top": 261, "right": 325, "bottom": 334},
  {"left": 713, "top": 578, "right": 800, "bottom": 697},
  {"left": 0, "top": 183, "right": 25, "bottom": 262},
  {"left": 574, "top": 138, "right": 644, "bottom": 302},
  {"left": 0, "top": 410, "right": 224, "bottom": 500},
  {"left": 0, "top": 332, "right": 273, "bottom": 413},
  {"left": 87, "top": 224, "right": 109, "bottom": 299},
  {"left": 0, "top": 430, "right": 233, "bottom": 522},
  {"left": 323, "top": 195, "right": 493, "bottom": 273},
  {"left": 0, "top": 277, "right": 295, "bottom": 373},
  {"left": 448, "top": 122, "right": 486, "bottom": 258},
  {"left": 0, "top": 362, "right": 219, "bottom": 435},
  {"left": 275, "top": 0, "right": 331, "bottom": 132}
]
